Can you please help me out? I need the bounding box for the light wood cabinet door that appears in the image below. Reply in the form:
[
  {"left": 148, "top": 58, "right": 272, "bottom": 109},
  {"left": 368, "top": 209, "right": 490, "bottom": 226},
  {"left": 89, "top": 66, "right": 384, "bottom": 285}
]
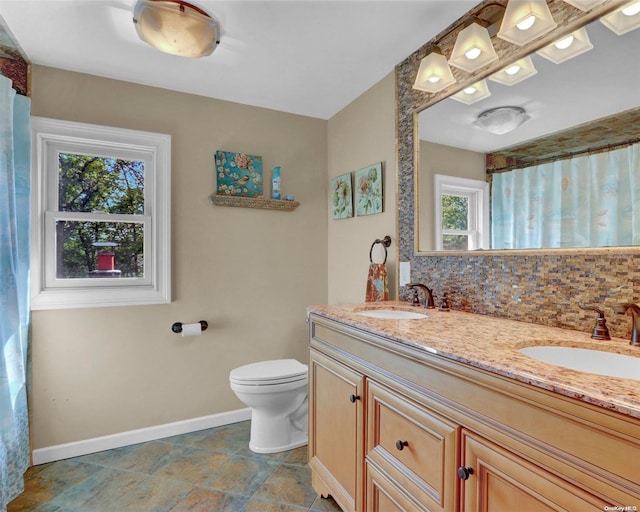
[
  {"left": 459, "top": 430, "right": 611, "bottom": 512},
  {"left": 366, "top": 380, "right": 459, "bottom": 512},
  {"left": 309, "top": 348, "right": 364, "bottom": 512}
]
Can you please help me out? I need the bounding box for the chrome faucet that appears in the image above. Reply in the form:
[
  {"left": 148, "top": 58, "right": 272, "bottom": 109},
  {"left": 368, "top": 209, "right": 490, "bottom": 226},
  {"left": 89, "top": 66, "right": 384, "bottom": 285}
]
[
  {"left": 613, "top": 303, "right": 640, "bottom": 346},
  {"left": 407, "top": 282, "right": 435, "bottom": 309}
]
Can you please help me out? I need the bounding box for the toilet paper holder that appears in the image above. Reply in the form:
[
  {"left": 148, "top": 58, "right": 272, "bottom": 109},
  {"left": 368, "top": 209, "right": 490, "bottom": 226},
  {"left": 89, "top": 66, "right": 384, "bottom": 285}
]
[{"left": 171, "top": 320, "right": 208, "bottom": 334}]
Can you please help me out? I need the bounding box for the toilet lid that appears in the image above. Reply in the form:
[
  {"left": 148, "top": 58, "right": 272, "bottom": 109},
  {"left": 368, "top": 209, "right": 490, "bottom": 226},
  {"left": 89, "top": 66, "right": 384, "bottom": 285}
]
[{"left": 230, "top": 359, "right": 308, "bottom": 383}]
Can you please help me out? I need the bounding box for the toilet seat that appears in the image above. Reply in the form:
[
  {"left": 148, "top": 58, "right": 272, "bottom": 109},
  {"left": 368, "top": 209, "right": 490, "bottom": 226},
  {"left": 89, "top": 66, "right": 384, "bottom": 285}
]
[{"left": 230, "top": 359, "right": 308, "bottom": 386}]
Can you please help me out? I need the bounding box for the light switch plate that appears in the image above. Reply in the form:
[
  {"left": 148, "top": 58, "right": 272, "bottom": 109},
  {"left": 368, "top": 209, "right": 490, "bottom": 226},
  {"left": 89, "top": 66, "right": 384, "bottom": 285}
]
[{"left": 399, "top": 261, "right": 410, "bottom": 287}]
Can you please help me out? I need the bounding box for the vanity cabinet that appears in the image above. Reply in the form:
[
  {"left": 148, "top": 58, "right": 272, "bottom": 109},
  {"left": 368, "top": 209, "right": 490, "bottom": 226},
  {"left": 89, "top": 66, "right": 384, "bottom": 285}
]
[
  {"left": 308, "top": 312, "right": 640, "bottom": 512},
  {"left": 309, "top": 348, "right": 364, "bottom": 512}
]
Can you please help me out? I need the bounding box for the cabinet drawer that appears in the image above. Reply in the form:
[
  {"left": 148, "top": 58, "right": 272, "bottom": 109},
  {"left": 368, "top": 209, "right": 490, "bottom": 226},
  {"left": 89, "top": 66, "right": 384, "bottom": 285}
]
[
  {"left": 366, "top": 460, "right": 430, "bottom": 512},
  {"left": 366, "top": 380, "right": 459, "bottom": 512}
]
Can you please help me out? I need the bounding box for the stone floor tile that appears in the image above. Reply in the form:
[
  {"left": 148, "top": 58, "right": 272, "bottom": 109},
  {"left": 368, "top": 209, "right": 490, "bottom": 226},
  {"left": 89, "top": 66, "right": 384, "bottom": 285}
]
[
  {"left": 108, "top": 476, "right": 192, "bottom": 512},
  {"left": 243, "top": 497, "right": 308, "bottom": 511},
  {"left": 252, "top": 464, "right": 317, "bottom": 509},
  {"left": 309, "top": 495, "right": 344, "bottom": 511},
  {"left": 152, "top": 447, "right": 228, "bottom": 486},
  {"left": 20, "top": 460, "right": 101, "bottom": 503},
  {"left": 47, "top": 467, "right": 146, "bottom": 511},
  {"left": 202, "top": 454, "right": 278, "bottom": 495},
  {"left": 170, "top": 487, "right": 248, "bottom": 512}
]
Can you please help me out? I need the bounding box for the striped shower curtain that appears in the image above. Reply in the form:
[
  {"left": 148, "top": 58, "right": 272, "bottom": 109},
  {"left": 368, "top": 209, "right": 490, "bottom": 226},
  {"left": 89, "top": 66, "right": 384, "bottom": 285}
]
[{"left": 0, "top": 74, "right": 31, "bottom": 510}]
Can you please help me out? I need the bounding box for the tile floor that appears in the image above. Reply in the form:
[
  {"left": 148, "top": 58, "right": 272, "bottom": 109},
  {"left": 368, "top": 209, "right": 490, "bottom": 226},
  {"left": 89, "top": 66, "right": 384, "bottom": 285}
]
[{"left": 7, "top": 421, "right": 343, "bottom": 512}]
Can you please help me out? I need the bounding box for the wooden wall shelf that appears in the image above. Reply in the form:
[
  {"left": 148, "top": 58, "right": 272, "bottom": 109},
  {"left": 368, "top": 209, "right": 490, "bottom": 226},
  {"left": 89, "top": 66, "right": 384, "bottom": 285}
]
[{"left": 209, "top": 195, "right": 299, "bottom": 211}]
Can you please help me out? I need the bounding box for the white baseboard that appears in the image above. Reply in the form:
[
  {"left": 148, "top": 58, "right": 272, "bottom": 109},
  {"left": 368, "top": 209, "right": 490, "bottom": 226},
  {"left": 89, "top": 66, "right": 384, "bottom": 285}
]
[{"left": 32, "top": 408, "right": 251, "bottom": 465}]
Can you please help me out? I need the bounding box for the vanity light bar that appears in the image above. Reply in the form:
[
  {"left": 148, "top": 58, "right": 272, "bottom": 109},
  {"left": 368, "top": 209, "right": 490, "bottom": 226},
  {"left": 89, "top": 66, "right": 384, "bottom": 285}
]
[
  {"left": 488, "top": 55, "right": 538, "bottom": 86},
  {"left": 451, "top": 79, "right": 492, "bottom": 104},
  {"left": 600, "top": 0, "right": 640, "bottom": 35},
  {"left": 413, "top": 48, "right": 457, "bottom": 93},
  {"left": 449, "top": 22, "right": 499, "bottom": 73},
  {"left": 536, "top": 26, "right": 593, "bottom": 63},
  {"left": 497, "top": 0, "right": 557, "bottom": 46},
  {"left": 562, "top": 0, "right": 607, "bottom": 10}
]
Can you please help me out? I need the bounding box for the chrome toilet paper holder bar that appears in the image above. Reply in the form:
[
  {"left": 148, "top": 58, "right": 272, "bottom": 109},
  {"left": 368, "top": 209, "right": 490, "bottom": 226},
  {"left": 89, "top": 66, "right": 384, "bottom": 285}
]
[{"left": 171, "top": 320, "right": 208, "bottom": 334}]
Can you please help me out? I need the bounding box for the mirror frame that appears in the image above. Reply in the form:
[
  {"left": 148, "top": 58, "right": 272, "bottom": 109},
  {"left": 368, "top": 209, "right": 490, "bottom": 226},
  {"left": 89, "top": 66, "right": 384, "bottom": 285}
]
[{"left": 397, "top": 0, "right": 634, "bottom": 258}]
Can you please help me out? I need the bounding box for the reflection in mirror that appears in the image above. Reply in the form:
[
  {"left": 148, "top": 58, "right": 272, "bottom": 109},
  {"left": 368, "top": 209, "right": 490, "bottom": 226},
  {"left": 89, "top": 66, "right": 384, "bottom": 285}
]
[{"left": 417, "top": 18, "right": 640, "bottom": 252}]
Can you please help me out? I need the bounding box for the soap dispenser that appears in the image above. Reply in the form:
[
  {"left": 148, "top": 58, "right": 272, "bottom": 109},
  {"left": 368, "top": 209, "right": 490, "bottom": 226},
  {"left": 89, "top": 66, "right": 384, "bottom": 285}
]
[{"left": 272, "top": 166, "right": 281, "bottom": 200}]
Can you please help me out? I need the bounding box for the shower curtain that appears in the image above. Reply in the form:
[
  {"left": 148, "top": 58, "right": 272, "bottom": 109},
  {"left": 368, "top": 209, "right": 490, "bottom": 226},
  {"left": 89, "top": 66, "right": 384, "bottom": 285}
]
[
  {"left": 492, "top": 143, "right": 640, "bottom": 249},
  {"left": 0, "top": 75, "right": 31, "bottom": 510}
]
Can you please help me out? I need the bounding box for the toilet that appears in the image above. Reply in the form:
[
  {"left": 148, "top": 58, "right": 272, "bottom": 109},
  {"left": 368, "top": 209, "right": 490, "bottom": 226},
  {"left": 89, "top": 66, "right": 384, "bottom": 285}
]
[{"left": 229, "top": 359, "right": 308, "bottom": 454}]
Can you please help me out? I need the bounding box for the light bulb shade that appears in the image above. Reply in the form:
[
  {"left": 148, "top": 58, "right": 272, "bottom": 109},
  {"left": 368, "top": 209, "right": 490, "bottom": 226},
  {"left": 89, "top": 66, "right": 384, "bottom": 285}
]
[
  {"left": 488, "top": 55, "right": 538, "bottom": 85},
  {"left": 600, "top": 1, "right": 640, "bottom": 35},
  {"left": 536, "top": 26, "right": 593, "bottom": 63},
  {"left": 133, "top": 0, "right": 219, "bottom": 57},
  {"left": 449, "top": 23, "right": 499, "bottom": 73},
  {"left": 561, "top": 0, "right": 606, "bottom": 10},
  {"left": 413, "top": 51, "right": 457, "bottom": 93},
  {"left": 497, "top": 0, "right": 557, "bottom": 46},
  {"left": 451, "top": 79, "right": 491, "bottom": 105},
  {"left": 473, "top": 106, "right": 531, "bottom": 134}
]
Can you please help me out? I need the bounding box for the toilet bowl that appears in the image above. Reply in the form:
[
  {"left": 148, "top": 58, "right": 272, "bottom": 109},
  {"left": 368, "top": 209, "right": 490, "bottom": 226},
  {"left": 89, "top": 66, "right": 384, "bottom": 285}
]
[{"left": 229, "top": 359, "right": 308, "bottom": 454}]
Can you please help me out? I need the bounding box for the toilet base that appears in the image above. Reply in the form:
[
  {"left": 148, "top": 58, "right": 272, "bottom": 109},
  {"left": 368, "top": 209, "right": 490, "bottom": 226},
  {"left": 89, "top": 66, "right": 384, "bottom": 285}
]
[
  {"left": 249, "top": 429, "right": 308, "bottom": 454},
  {"left": 247, "top": 399, "right": 308, "bottom": 454}
]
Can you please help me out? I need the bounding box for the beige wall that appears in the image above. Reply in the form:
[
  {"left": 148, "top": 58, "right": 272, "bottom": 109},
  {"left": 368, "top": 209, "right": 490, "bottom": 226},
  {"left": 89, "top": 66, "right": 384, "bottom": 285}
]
[
  {"left": 327, "top": 72, "right": 397, "bottom": 304},
  {"left": 417, "top": 140, "right": 486, "bottom": 252},
  {"left": 30, "top": 65, "right": 328, "bottom": 449}
]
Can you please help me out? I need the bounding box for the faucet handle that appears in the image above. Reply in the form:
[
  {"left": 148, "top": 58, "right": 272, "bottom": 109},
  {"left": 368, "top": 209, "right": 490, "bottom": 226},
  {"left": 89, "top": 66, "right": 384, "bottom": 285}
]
[
  {"left": 578, "top": 304, "right": 611, "bottom": 341},
  {"left": 439, "top": 293, "right": 451, "bottom": 312}
]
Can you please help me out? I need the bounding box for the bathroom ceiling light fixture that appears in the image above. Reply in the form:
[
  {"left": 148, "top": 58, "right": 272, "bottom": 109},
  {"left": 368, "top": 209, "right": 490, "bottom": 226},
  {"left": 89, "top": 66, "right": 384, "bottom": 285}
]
[
  {"left": 488, "top": 55, "right": 538, "bottom": 86},
  {"left": 413, "top": 47, "right": 457, "bottom": 93},
  {"left": 133, "top": 0, "right": 220, "bottom": 58},
  {"left": 536, "top": 26, "right": 593, "bottom": 63},
  {"left": 473, "top": 106, "right": 531, "bottom": 135},
  {"left": 600, "top": 1, "right": 640, "bottom": 35},
  {"left": 449, "top": 22, "right": 499, "bottom": 73},
  {"left": 497, "top": 0, "right": 557, "bottom": 46},
  {"left": 561, "top": 0, "right": 607, "bottom": 10},
  {"left": 451, "top": 79, "right": 492, "bottom": 105}
]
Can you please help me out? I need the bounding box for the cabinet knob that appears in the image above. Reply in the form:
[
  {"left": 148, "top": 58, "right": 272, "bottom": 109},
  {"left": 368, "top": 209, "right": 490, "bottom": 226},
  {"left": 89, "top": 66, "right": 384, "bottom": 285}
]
[
  {"left": 457, "top": 466, "right": 474, "bottom": 481},
  {"left": 349, "top": 394, "right": 361, "bottom": 403},
  {"left": 395, "top": 440, "right": 409, "bottom": 451}
]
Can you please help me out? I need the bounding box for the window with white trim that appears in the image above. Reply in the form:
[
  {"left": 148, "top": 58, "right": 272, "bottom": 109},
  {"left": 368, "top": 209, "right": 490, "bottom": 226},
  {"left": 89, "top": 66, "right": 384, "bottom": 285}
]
[
  {"left": 434, "top": 174, "right": 489, "bottom": 251},
  {"left": 31, "top": 117, "right": 171, "bottom": 309}
]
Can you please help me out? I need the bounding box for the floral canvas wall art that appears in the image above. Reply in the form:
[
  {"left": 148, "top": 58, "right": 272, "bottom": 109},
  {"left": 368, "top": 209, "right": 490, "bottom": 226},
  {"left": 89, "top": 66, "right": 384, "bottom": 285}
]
[
  {"left": 215, "top": 150, "right": 263, "bottom": 197},
  {"left": 355, "top": 162, "right": 383, "bottom": 216},
  {"left": 331, "top": 173, "right": 353, "bottom": 219}
]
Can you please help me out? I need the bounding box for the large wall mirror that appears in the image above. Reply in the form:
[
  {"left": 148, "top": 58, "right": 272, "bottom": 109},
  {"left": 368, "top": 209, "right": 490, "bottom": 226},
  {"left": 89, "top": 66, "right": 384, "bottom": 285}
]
[{"left": 408, "top": 0, "right": 640, "bottom": 254}]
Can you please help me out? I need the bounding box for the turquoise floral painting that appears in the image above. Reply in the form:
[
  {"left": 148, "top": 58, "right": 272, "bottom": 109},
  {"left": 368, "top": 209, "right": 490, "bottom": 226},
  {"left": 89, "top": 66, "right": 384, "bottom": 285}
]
[
  {"left": 355, "top": 162, "right": 383, "bottom": 216},
  {"left": 215, "top": 150, "right": 263, "bottom": 197},
  {"left": 331, "top": 173, "right": 353, "bottom": 219}
]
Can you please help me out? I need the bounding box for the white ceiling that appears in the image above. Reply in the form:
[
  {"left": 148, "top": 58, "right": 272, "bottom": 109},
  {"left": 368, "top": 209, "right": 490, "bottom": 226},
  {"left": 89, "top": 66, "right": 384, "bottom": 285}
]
[{"left": 0, "top": 0, "right": 478, "bottom": 120}]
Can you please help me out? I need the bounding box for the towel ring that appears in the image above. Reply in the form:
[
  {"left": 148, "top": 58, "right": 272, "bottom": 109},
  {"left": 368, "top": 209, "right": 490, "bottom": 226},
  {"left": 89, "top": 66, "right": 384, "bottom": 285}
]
[{"left": 370, "top": 235, "right": 391, "bottom": 264}]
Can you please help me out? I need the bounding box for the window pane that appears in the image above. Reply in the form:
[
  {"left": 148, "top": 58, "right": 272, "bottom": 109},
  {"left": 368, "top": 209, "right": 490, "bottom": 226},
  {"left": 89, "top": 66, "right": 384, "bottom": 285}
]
[
  {"left": 442, "top": 194, "right": 468, "bottom": 230},
  {"left": 442, "top": 234, "right": 469, "bottom": 251},
  {"left": 58, "top": 153, "right": 144, "bottom": 214},
  {"left": 55, "top": 220, "right": 144, "bottom": 278}
]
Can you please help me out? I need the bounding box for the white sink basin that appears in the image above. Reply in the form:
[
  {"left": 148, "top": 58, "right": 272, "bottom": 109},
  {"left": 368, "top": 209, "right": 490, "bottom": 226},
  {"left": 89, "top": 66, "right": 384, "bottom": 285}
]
[
  {"left": 356, "top": 309, "right": 428, "bottom": 320},
  {"left": 519, "top": 346, "right": 639, "bottom": 380}
]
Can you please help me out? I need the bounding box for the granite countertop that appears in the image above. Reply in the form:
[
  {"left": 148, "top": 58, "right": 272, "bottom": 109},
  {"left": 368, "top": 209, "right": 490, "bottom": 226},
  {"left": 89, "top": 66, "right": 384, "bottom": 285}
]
[{"left": 307, "top": 301, "right": 640, "bottom": 420}]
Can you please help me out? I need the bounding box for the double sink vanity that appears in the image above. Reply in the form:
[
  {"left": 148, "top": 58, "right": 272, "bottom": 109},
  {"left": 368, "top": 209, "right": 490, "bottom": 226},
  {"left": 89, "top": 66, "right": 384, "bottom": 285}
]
[{"left": 307, "top": 302, "right": 639, "bottom": 512}]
